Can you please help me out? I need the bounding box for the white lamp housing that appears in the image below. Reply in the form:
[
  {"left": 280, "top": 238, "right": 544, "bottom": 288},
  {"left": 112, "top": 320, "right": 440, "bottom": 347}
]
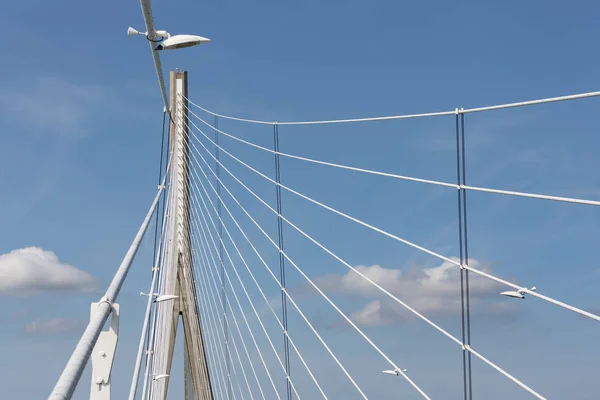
[
  {"left": 155, "top": 294, "right": 178, "bottom": 303},
  {"left": 501, "top": 286, "right": 536, "bottom": 299},
  {"left": 382, "top": 368, "right": 407, "bottom": 376},
  {"left": 155, "top": 34, "right": 210, "bottom": 50},
  {"left": 500, "top": 290, "right": 525, "bottom": 299}
]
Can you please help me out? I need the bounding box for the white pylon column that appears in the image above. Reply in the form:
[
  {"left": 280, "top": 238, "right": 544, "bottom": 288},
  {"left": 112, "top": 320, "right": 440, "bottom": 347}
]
[{"left": 150, "top": 70, "right": 213, "bottom": 400}]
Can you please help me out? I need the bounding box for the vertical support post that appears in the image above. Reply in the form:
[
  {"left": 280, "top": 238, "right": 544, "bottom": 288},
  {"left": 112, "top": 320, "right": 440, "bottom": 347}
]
[
  {"left": 215, "top": 115, "right": 233, "bottom": 400},
  {"left": 274, "top": 123, "right": 292, "bottom": 400},
  {"left": 90, "top": 304, "right": 120, "bottom": 400},
  {"left": 455, "top": 109, "right": 473, "bottom": 400}
]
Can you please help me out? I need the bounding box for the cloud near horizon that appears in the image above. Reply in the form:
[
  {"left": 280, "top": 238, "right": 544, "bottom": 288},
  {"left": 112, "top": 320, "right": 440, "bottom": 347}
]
[
  {"left": 0, "top": 247, "right": 98, "bottom": 296},
  {"left": 313, "top": 258, "right": 520, "bottom": 327},
  {"left": 24, "top": 317, "right": 85, "bottom": 335}
]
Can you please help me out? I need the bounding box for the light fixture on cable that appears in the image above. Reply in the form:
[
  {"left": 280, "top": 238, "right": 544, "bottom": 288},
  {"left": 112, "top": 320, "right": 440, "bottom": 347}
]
[
  {"left": 382, "top": 368, "right": 407, "bottom": 376},
  {"left": 140, "top": 292, "right": 179, "bottom": 303},
  {"left": 501, "top": 286, "right": 536, "bottom": 299},
  {"left": 127, "top": 26, "right": 210, "bottom": 51}
]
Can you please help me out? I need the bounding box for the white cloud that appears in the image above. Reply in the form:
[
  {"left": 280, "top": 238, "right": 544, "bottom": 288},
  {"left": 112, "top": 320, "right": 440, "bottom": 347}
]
[
  {"left": 315, "top": 258, "right": 499, "bottom": 300},
  {"left": 0, "top": 247, "right": 98, "bottom": 296},
  {"left": 349, "top": 298, "right": 519, "bottom": 327},
  {"left": 314, "top": 258, "right": 519, "bottom": 326},
  {"left": 349, "top": 300, "right": 391, "bottom": 327},
  {"left": 24, "top": 318, "right": 84, "bottom": 335}
]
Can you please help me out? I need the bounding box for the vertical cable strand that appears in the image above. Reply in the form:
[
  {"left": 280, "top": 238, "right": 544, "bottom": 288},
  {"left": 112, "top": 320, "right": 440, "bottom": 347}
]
[
  {"left": 455, "top": 112, "right": 469, "bottom": 400},
  {"left": 274, "top": 123, "right": 293, "bottom": 400},
  {"left": 461, "top": 112, "right": 474, "bottom": 400},
  {"left": 215, "top": 115, "right": 232, "bottom": 400}
]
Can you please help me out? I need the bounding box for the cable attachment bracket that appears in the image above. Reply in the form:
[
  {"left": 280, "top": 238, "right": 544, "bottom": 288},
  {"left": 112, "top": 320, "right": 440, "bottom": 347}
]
[{"left": 90, "top": 302, "right": 119, "bottom": 400}]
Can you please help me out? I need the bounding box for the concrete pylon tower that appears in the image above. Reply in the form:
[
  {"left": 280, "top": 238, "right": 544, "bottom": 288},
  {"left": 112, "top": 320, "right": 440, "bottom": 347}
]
[{"left": 150, "top": 70, "right": 213, "bottom": 400}]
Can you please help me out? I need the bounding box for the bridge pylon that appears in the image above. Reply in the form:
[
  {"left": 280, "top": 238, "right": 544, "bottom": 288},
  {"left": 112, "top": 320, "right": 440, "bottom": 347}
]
[{"left": 149, "top": 70, "right": 213, "bottom": 400}]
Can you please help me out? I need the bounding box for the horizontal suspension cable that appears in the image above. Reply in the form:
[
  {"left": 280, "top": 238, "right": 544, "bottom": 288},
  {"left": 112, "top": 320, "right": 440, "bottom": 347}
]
[
  {"left": 181, "top": 117, "right": 549, "bottom": 399},
  {"left": 183, "top": 114, "right": 600, "bottom": 323},
  {"left": 184, "top": 95, "right": 453, "bottom": 125},
  {"left": 461, "top": 91, "right": 600, "bottom": 114},
  {"left": 184, "top": 90, "right": 600, "bottom": 125}
]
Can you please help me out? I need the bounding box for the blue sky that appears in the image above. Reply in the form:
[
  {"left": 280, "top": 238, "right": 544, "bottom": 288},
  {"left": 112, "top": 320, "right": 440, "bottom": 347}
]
[{"left": 1, "top": 0, "right": 599, "bottom": 398}]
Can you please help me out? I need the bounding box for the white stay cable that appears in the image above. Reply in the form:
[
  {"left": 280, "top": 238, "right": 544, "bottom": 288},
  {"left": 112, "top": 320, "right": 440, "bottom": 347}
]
[
  {"left": 185, "top": 169, "right": 282, "bottom": 400},
  {"left": 184, "top": 90, "right": 600, "bottom": 125},
  {"left": 190, "top": 236, "right": 229, "bottom": 400},
  {"left": 182, "top": 118, "right": 547, "bottom": 399},
  {"left": 183, "top": 101, "right": 456, "bottom": 189},
  {"left": 189, "top": 167, "right": 329, "bottom": 399},
  {"left": 184, "top": 115, "right": 600, "bottom": 323},
  {"left": 190, "top": 216, "right": 270, "bottom": 400},
  {"left": 189, "top": 225, "right": 246, "bottom": 400},
  {"left": 191, "top": 228, "right": 261, "bottom": 400},
  {"left": 191, "top": 197, "right": 284, "bottom": 399},
  {"left": 186, "top": 126, "right": 432, "bottom": 399},
  {"left": 194, "top": 231, "right": 238, "bottom": 400},
  {"left": 182, "top": 182, "right": 251, "bottom": 400},
  {"left": 185, "top": 95, "right": 455, "bottom": 125},
  {"left": 186, "top": 214, "right": 234, "bottom": 400},
  {"left": 179, "top": 183, "right": 242, "bottom": 400},
  {"left": 190, "top": 177, "right": 302, "bottom": 400},
  {"left": 187, "top": 188, "right": 268, "bottom": 400},
  {"left": 183, "top": 99, "right": 600, "bottom": 208}
]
